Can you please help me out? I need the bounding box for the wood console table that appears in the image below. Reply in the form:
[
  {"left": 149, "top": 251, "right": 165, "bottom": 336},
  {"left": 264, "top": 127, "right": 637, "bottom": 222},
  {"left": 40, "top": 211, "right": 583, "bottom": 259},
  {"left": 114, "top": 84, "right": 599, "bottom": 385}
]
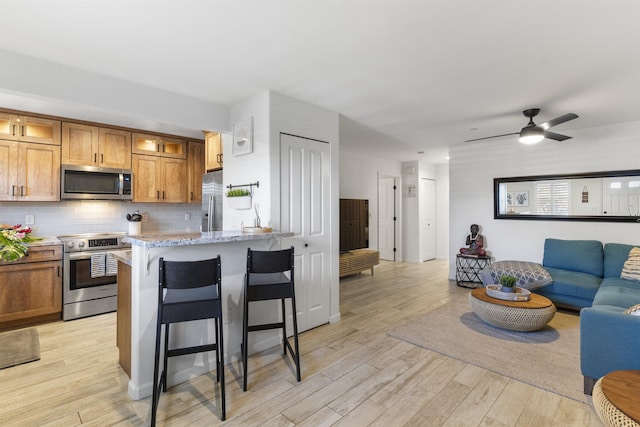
[{"left": 339, "top": 249, "right": 379, "bottom": 277}]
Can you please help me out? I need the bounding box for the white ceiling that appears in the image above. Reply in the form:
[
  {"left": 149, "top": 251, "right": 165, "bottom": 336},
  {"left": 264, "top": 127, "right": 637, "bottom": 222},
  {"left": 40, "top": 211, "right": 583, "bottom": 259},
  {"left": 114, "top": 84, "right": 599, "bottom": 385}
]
[{"left": 2, "top": 0, "right": 640, "bottom": 163}]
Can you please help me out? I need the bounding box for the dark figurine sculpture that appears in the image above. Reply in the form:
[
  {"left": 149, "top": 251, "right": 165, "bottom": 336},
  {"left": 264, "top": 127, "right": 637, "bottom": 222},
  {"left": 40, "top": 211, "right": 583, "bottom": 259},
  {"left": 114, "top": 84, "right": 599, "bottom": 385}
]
[{"left": 459, "top": 224, "right": 486, "bottom": 256}]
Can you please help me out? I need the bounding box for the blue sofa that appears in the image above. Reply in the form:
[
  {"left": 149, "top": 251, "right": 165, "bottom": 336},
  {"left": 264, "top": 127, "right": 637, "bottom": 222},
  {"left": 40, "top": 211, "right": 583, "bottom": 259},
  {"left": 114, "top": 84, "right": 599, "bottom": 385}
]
[{"left": 537, "top": 238, "right": 640, "bottom": 394}]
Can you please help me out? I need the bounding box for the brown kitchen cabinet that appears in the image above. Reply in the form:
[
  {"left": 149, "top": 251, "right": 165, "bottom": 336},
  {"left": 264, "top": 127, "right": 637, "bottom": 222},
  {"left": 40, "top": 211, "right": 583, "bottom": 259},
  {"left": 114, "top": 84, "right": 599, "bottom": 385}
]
[
  {"left": 0, "top": 112, "right": 61, "bottom": 145},
  {"left": 0, "top": 244, "right": 63, "bottom": 331},
  {"left": 132, "top": 154, "right": 187, "bottom": 203},
  {"left": 132, "top": 132, "right": 186, "bottom": 159},
  {"left": 187, "top": 141, "right": 205, "bottom": 203},
  {"left": 62, "top": 122, "right": 132, "bottom": 169},
  {"left": 204, "top": 131, "right": 223, "bottom": 171},
  {"left": 0, "top": 139, "right": 60, "bottom": 201}
]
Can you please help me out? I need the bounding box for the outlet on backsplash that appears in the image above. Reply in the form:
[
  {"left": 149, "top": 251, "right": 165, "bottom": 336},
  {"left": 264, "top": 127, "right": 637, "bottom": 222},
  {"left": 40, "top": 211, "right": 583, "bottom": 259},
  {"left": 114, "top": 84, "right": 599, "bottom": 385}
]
[
  {"left": 25, "top": 214, "right": 35, "bottom": 225},
  {"left": 141, "top": 213, "right": 149, "bottom": 222},
  {"left": 184, "top": 213, "right": 191, "bottom": 221}
]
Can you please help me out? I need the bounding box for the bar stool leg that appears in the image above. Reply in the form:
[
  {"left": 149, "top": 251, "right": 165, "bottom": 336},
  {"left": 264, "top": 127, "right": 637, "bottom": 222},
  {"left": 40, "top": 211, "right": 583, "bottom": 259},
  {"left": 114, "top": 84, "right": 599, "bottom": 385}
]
[
  {"left": 281, "top": 299, "right": 287, "bottom": 355},
  {"left": 151, "top": 317, "right": 162, "bottom": 426},
  {"left": 291, "top": 295, "right": 301, "bottom": 382},
  {"left": 218, "top": 317, "right": 226, "bottom": 420},
  {"left": 242, "top": 291, "right": 250, "bottom": 392},
  {"left": 162, "top": 323, "right": 170, "bottom": 392}
]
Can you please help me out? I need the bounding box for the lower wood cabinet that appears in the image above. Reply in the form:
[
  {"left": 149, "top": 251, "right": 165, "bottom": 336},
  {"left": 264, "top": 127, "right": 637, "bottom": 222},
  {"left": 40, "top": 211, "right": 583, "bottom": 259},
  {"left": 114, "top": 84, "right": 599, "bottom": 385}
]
[{"left": 0, "top": 244, "right": 63, "bottom": 331}]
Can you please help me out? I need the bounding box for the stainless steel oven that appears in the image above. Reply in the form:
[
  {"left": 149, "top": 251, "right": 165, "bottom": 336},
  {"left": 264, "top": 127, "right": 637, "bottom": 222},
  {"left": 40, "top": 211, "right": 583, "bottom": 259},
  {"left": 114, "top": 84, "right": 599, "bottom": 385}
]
[{"left": 57, "top": 233, "right": 130, "bottom": 320}]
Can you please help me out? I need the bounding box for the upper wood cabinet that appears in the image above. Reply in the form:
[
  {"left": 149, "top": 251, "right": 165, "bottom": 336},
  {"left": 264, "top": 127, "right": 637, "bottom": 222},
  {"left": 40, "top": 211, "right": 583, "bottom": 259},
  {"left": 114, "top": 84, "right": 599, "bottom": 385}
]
[
  {"left": 132, "top": 154, "right": 187, "bottom": 203},
  {"left": 0, "top": 140, "right": 60, "bottom": 201},
  {"left": 204, "top": 131, "right": 223, "bottom": 171},
  {"left": 0, "top": 112, "right": 61, "bottom": 145},
  {"left": 62, "top": 122, "right": 131, "bottom": 169},
  {"left": 187, "top": 141, "right": 205, "bottom": 203},
  {"left": 132, "top": 132, "right": 186, "bottom": 159}
]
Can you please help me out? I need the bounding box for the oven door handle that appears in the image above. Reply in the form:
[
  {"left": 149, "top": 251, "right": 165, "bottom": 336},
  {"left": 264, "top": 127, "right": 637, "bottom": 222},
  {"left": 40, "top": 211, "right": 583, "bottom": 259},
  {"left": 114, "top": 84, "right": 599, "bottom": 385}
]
[{"left": 67, "top": 251, "right": 114, "bottom": 260}]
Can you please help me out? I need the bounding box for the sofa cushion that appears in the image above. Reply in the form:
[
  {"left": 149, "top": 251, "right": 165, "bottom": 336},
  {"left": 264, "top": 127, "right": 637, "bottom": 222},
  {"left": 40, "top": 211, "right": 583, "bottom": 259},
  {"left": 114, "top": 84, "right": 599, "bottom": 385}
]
[
  {"left": 540, "top": 266, "right": 602, "bottom": 302},
  {"left": 592, "top": 277, "right": 640, "bottom": 308},
  {"left": 604, "top": 243, "right": 638, "bottom": 278},
  {"left": 621, "top": 247, "right": 640, "bottom": 282},
  {"left": 543, "top": 238, "right": 604, "bottom": 277}
]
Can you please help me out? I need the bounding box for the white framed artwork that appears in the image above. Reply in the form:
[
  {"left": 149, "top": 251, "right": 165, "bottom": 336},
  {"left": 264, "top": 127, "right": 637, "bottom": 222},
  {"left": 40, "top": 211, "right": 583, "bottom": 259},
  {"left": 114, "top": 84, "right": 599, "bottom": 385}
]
[
  {"left": 515, "top": 191, "right": 529, "bottom": 207},
  {"left": 232, "top": 117, "right": 253, "bottom": 156}
]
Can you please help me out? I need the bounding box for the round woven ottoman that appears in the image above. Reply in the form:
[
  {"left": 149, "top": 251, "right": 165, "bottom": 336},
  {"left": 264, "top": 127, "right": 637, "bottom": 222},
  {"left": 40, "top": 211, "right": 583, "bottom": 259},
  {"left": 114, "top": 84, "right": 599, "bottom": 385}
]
[
  {"left": 593, "top": 371, "right": 640, "bottom": 427},
  {"left": 468, "top": 288, "right": 556, "bottom": 332}
]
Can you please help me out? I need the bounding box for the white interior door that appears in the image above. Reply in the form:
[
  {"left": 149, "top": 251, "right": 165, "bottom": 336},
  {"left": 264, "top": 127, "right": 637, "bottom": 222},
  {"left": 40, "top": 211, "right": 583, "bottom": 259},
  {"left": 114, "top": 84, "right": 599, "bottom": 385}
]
[
  {"left": 280, "top": 133, "right": 330, "bottom": 332},
  {"left": 378, "top": 176, "right": 397, "bottom": 261},
  {"left": 420, "top": 178, "right": 436, "bottom": 261}
]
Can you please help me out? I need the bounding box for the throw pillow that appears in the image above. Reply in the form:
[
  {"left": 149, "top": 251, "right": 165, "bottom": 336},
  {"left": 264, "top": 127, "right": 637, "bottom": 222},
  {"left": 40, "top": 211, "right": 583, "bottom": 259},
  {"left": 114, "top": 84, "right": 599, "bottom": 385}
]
[
  {"left": 624, "top": 303, "right": 640, "bottom": 316},
  {"left": 481, "top": 260, "right": 553, "bottom": 290},
  {"left": 620, "top": 247, "right": 640, "bottom": 282}
]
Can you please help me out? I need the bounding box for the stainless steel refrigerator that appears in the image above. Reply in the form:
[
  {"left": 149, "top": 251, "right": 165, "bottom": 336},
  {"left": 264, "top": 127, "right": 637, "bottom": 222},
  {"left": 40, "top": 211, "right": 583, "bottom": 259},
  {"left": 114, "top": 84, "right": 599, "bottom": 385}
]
[{"left": 202, "top": 170, "right": 223, "bottom": 231}]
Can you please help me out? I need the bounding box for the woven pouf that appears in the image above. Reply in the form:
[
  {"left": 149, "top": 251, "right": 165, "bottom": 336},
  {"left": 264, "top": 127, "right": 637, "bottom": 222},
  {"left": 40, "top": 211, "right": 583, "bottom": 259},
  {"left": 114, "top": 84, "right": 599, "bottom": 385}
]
[
  {"left": 593, "top": 376, "right": 640, "bottom": 427},
  {"left": 468, "top": 291, "right": 556, "bottom": 332}
]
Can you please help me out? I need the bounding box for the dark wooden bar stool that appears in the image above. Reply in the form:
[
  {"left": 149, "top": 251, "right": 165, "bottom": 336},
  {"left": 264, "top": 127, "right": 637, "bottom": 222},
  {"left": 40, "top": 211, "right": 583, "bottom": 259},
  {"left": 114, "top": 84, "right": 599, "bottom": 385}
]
[
  {"left": 242, "top": 246, "right": 300, "bottom": 391},
  {"left": 151, "top": 256, "right": 225, "bottom": 425}
]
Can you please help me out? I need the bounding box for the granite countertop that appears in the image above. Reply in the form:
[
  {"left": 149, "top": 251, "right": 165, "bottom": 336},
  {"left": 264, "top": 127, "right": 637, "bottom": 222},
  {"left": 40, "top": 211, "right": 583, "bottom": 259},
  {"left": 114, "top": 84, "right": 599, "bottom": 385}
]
[
  {"left": 123, "top": 230, "right": 293, "bottom": 249},
  {"left": 109, "top": 249, "right": 132, "bottom": 266},
  {"left": 27, "top": 237, "right": 63, "bottom": 247}
]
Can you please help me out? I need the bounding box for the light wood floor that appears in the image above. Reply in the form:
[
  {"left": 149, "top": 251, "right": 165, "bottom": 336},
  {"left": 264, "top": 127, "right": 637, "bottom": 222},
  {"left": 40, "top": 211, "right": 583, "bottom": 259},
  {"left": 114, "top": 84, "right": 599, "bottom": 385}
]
[{"left": 0, "top": 259, "right": 604, "bottom": 426}]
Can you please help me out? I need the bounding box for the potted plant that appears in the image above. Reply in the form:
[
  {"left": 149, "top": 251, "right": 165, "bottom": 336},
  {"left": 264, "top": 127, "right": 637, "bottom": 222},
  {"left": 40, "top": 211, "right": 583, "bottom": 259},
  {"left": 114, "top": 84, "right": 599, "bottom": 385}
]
[
  {"left": 226, "top": 188, "right": 252, "bottom": 210},
  {"left": 499, "top": 275, "right": 518, "bottom": 293},
  {"left": 0, "top": 224, "right": 41, "bottom": 262}
]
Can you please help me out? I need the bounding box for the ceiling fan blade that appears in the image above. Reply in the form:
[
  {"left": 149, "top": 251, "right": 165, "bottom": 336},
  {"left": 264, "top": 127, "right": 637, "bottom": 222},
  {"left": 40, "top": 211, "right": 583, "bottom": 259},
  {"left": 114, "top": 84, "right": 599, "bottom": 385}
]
[
  {"left": 465, "top": 132, "right": 519, "bottom": 143},
  {"left": 543, "top": 130, "right": 572, "bottom": 141},
  {"left": 539, "top": 113, "right": 579, "bottom": 130}
]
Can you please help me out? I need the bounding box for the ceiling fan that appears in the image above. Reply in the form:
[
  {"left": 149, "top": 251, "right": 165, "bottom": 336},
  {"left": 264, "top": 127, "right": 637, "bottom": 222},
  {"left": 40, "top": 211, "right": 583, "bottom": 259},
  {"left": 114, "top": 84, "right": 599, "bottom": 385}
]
[{"left": 465, "top": 108, "right": 579, "bottom": 144}]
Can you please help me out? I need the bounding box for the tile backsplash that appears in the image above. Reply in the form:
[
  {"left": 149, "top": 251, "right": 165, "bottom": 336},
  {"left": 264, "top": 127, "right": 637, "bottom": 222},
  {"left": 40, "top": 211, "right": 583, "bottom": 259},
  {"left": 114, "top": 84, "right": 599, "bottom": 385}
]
[{"left": 0, "top": 201, "right": 202, "bottom": 238}]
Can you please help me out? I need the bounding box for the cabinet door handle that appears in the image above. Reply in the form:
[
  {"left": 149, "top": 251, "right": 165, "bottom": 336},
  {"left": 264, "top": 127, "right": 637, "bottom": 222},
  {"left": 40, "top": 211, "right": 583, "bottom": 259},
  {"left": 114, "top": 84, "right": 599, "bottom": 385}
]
[
  {"left": 156, "top": 144, "right": 160, "bottom": 152},
  {"left": 11, "top": 124, "right": 16, "bottom": 136},
  {"left": 57, "top": 266, "right": 60, "bottom": 277},
  {"left": 20, "top": 186, "right": 25, "bottom": 196},
  {"left": 190, "top": 191, "right": 194, "bottom": 201},
  {"left": 94, "top": 153, "right": 97, "bottom": 163},
  {"left": 21, "top": 125, "right": 25, "bottom": 137},
  {"left": 11, "top": 185, "right": 16, "bottom": 196},
  {"left": 162, "top": 145, "right": 165, "bottom": 153},
  {"left": 157, "top": 190, "right": 160, "bottom": 199},
  {"left": 162, "top": 190, "right": 165, "bottom": 200},
  {"left": 101, "top": 153, "right": 104, "bottom": 164}
]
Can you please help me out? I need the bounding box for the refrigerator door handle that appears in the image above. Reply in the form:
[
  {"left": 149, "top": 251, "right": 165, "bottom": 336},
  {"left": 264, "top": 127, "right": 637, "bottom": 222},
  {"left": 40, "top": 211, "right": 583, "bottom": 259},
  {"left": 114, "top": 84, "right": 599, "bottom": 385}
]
[{"left": 208, "top": 195, "right": 214, "bottom": 231}]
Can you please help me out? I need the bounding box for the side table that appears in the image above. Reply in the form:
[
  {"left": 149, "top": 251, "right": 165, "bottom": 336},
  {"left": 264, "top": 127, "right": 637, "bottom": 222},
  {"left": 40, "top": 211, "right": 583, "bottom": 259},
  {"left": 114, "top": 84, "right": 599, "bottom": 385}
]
[
  {"left": 456, "top": 254, "right": 491, "bottom": 288},
  {"left": 593, "top": 370, "right": 640, "bottom": 427}
]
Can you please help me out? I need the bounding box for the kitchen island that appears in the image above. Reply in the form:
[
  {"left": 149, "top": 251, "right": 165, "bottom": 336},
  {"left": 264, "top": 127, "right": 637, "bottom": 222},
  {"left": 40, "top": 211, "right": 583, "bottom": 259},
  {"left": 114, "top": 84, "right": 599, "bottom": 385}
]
[{"left": 121, "top": 230, "right": 292, "bottom": 400}]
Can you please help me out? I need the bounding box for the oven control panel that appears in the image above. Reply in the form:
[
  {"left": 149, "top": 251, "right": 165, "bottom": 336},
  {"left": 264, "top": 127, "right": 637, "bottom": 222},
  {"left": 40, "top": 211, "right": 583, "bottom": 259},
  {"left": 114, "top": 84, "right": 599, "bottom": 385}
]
[{"left": 89, "top": 238, "right": 119, "bottom": 248}]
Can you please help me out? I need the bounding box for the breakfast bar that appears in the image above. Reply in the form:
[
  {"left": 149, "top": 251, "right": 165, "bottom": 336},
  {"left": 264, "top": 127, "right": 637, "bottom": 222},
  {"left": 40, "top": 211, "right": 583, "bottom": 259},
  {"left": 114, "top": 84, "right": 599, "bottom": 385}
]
[{"left": 120, "top": 230, "right": 292, "bottom": 400}]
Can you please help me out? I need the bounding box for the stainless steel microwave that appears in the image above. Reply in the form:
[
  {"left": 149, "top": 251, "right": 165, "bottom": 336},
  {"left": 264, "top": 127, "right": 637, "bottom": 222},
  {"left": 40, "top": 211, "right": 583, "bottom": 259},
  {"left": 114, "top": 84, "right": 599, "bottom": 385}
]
[{"left": 61, "top": 165, "right": 133, "bottom": 200}]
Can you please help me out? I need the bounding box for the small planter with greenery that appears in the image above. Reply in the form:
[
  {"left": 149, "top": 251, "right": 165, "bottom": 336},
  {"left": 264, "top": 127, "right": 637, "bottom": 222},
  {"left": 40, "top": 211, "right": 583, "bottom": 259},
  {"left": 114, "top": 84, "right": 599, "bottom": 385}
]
[
  {"left": 499, "top": 275, "right": 518, "bottom": 293},
  {"left": 226, "top": 188, "right": 252, "bottom": 210}
]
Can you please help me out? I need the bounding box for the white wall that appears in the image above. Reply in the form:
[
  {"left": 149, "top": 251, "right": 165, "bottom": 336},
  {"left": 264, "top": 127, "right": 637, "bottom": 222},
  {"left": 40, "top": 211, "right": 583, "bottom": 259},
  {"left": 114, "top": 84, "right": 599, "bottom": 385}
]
[
  {"left": 449, "top": 120, "right": 640, "bottom": 279},
  {"left": 436, "top": 163, "right": 450, "bottom": 259}
]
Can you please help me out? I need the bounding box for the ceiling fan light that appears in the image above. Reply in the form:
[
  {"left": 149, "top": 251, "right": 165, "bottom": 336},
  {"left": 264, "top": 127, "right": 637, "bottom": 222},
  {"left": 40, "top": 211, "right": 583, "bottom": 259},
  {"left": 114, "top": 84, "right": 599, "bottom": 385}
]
[{"left": 519, "top": 127, "right": 544, "bottom": 144}]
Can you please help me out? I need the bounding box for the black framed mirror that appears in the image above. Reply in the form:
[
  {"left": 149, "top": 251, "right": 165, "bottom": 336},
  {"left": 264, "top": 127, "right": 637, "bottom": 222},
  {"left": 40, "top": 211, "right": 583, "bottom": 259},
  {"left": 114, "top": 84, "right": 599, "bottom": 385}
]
[{"left": 494, "top": 170, "right": 640, "bottom": 222}]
